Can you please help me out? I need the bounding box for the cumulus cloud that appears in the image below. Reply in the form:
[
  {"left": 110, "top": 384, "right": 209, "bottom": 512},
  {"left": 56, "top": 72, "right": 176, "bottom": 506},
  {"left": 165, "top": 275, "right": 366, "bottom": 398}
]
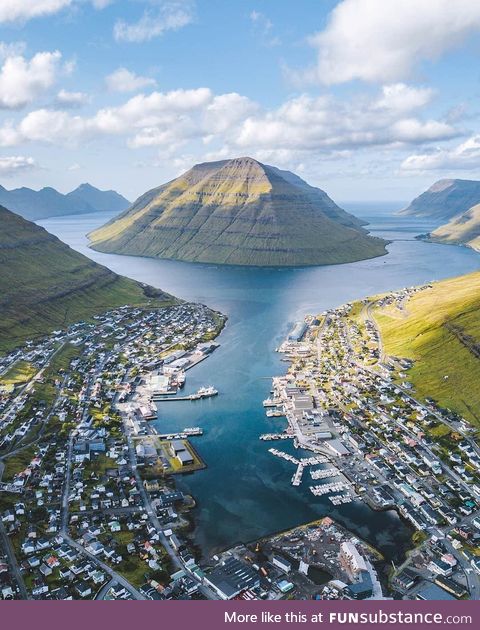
[
  {"left": 0, "top": 1, "right": 113, "bottom": 23},
  {"left": 105, "top": 67, "right": 157, "bottom": 92},
  {"left": 0, "top": 84, "right": 460, "bottom": 163},
  {"left": 0, "top": 155, "right": 37, "bottom": 175},
  {"left": 114, "top": 2, "right": 194, "bottom": 43},
  {"left": 235, "top": 89, "right": 457, "bottom": 152},
  {"left": 401, "top": 136, "right": 480, "bottom": 171},
  {"left": 0, "top": 50, "right": 63, "bottom": 109},
  {"left": 55, "top": 88, "right": 91, "bottom": 107},
  {"left": 303, "top": 0, "right": 480, "bottom": 84},
  {"left": 0, "top": 1, "right": 72, "bottom": 23}
]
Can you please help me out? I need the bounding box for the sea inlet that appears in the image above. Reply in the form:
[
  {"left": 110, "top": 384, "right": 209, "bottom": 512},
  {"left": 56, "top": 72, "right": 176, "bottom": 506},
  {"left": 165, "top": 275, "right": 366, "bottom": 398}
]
[{"left": 40, "top": 208, "right": 480, "bottom": 563}]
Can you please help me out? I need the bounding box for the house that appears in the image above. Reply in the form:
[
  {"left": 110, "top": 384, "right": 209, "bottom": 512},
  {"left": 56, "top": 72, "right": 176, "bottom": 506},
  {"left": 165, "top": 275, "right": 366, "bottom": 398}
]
[{"left": 75, "top": 580, "right": 92, "bottom": 598}]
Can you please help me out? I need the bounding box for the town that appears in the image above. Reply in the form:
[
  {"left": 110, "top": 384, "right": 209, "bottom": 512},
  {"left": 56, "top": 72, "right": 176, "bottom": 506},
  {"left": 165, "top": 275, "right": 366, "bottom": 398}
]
[
  {"left": 257, "top": 285, "right": 480, "bottom": 600},
  {"left": 0, "top": 301, "right": 226, "bottom": 600},
  {"left": 1, "top": 284, "right": 480, "bottom": 601}
]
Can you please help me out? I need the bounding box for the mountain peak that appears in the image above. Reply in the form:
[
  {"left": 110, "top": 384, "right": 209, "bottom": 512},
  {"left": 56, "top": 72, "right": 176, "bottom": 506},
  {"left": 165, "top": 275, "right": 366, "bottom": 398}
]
[
  {"left": 401, "top": 177, "right": 480, "bottom": 221},
  {"left": 89, "top": 158, "right": 386, "bottom": 267}
]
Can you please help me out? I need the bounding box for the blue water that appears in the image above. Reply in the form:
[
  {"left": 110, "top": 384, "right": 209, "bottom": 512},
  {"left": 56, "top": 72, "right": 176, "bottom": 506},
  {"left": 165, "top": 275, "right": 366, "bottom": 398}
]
[{"left": 40, "top": 210, "right": 480, "bottom": 562}]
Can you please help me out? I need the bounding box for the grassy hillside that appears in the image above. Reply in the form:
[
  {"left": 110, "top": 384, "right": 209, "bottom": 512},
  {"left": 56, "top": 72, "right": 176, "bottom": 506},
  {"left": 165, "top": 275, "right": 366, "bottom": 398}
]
[
  {"left": 89, "top": 157, "right": 387, "bottom": 267},
  {"left": 429, "top": 203, "right": 480, "bottom": 252},
  {"left": 372, "top": 271, "right": 480, "bottom": 425},
  {"left": 0, "top": 205, "right": 175, "bottom": 353}
]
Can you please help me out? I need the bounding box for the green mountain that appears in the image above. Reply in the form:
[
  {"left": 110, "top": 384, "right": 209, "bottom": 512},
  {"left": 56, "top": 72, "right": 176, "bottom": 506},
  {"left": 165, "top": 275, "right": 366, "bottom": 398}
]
[
  {"left": 399, "top": 178, "right": 480, "bottom": 222},
  {"left": 0, "top": 205, "right": 173, "bottom": 352},
  {"left": 372, "top": 270, "right": 480, "bottom": 425},
  {"left": 89, "top": 157, "right": 387, "bottom": 267},
  {"left": 0, "top": 183, "right": 130, "bottom": 221},
  {"left": 429, "top": 204, "right": 480, "bottom": 252}
]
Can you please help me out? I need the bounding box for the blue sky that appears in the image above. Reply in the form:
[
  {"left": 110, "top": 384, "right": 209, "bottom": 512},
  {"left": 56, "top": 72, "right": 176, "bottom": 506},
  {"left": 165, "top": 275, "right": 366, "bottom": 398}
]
[{"left": 2, "top": 0, "right": 480, "bottom": 204}]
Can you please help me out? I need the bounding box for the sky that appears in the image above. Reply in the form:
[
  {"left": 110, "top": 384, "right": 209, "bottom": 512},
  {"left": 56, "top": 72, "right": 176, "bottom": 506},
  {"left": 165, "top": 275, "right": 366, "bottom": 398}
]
[{"left": 2, "top": 0, "right": 480, "bottom": 204}]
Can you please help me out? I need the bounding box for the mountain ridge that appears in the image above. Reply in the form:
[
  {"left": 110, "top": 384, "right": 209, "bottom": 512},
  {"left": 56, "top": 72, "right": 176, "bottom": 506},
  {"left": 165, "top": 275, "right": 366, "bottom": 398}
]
[
  {"left": 89, "top": 157, "right": 387, "bottom": 267},
  {"left": 0, "top": 204, "right": 173, "bottom": 352},
  {"left": 399, "top": 178, "right": 480, "bottom": 222},
  {"left": 0, "top": 182, "right": 130, "bottom": 221}
]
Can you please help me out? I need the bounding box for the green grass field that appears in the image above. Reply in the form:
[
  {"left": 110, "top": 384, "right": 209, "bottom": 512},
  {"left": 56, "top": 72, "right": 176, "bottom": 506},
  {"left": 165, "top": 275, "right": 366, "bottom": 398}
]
[
  {"left": 0, "top": 361, "right": 36, "bottom": 386},
  {"left": 372, "top": 271, "right": 480, "bottom": 425}
]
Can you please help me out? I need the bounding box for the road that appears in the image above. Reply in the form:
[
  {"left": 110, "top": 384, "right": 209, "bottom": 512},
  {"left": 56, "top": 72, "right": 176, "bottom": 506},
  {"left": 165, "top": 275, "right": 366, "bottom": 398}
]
[
  {"left": 121, "top": 409, "right": 217, "bottom": 599},
  {"left": 61, "top": 533, "right": 145, "bottom": 600},
  {"left": 0, "top": 520, "right": 29, "bottom": 599}
]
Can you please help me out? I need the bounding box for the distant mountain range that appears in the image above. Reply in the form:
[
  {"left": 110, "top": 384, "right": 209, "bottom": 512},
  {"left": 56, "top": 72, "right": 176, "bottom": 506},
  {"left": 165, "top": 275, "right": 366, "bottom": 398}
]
[
  {"left": 0, "top": 204, "right": 173, "bottom": 352},
  {"left": 399, "top": 178, "right": 480, "bottom": 222},
  {"left": 89, "top": 157, "right": 387, "bottom": 267},
  {"left": 0, "top": 182, "right": 130, "bottom": 221}
]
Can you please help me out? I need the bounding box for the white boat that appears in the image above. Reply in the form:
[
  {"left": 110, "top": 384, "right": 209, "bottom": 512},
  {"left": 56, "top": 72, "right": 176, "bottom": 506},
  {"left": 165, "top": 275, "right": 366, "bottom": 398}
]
[
  {"left": 197, "top": 386, "right": 218, "bottom": 397},
  {"left": 263, "top": 398, "right": 276, "bottom": 407}
]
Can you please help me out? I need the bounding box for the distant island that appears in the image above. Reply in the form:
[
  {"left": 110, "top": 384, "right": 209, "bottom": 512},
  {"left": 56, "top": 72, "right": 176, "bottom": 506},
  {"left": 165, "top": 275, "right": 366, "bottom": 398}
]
[
  {"left": 399, "top": 178, "right": 480, "bottom": 222},
  {"left": 88, "top": 157, "right": 387, "bottom": 267},
  {"left": 0, "top": 182, "right": 130, "bottom": 221}
]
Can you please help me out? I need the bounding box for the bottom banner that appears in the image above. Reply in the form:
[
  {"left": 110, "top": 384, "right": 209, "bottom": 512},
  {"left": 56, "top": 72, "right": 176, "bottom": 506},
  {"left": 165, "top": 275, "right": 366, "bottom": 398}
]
[{"left": 0, "top": 600, "right": 477, "bottom": 630}]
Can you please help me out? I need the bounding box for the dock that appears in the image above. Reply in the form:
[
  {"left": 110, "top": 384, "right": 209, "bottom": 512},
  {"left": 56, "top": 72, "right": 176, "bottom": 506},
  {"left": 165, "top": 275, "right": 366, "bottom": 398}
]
[
  {"left": 310, "top": 467, "right": 340, "bottom": 480},
  {"left": 268, "top": 448, "right": 299, "bottom": 465},
  {"left": 309, "top": 481, "right": 351, "bottom": 496},
  {"left": 157, "top": 427, "right": 203, "bottom": 439},
  {"left": 153, "top": 387, "right": 218, "bottom": 402},
  {"left": 291, "top": 463, "right": 305, "bottom": 486},
  {"left": 259, "top": 433, "right": 293, "bottom": 441}
]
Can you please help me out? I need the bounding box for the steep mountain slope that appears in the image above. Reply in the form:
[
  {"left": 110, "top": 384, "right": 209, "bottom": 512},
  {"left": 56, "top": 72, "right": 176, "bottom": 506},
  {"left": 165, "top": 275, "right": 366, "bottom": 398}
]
[
  {"left": 0, "top": 205, "right": 173, "bottom": 352},
  {"left": 429, "top": 204, "right": 480, "bottom": 252},
  {"left": 372, "top": 271, "right": 480, "bottom": 425},
  {"left": 399, "top": 179, "right": 480, "bottom": 222},
  {"left": 0, "top": 183, "right": 130, "bottom": 221},
  {"left": 89, "top": 157, "right": 387, "bottom": 267}
]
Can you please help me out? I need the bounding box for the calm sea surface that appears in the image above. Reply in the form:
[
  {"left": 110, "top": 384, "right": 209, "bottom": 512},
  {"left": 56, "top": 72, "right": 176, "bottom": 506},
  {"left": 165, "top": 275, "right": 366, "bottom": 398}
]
[{"left": 40, "top": 208, "right": 480, "bottom": 562}]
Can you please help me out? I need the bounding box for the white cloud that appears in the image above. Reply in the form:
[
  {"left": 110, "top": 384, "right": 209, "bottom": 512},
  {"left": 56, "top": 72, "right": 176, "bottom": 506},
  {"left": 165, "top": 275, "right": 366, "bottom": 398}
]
[
  {"left": 249, "top": 10, "right": 280, "bottom": 47},
  {"left": 0, "top": 84, "right": 459, "bottom": 163},
  {"left": 0, "top": 0, "right": 72, "bottom": 23},
  {"left": 235, "top": 89, "right": 457, "bottom": 152},
  {"left": 114, "top": 2, "right": 194, "bottom": 43},
  {"left": 0, "top": 50, "right": 62, "bottom": 109},
  {"left": 401, "top": 135, "right": 480, "bottom": 171},
  {"left": 374, "top": 83, "right": 434, "bottom": 113},
  {"left": 105, "top": 67, "right": 157, "bottom": 92},
  {"left": 0, "top": 41, "right": 26, "bottom": 59},
  {"left": 55, "top": 88, "right": 90, "bottom": 107},
  {"left": 0, "top": 1, "right": 112, "bottom": 23},
  {"left": 0, "top": 155, "right": 37, "bottom": 175},
  {"left": 303, "top": 0, "right": 480, "bottom": 84}
]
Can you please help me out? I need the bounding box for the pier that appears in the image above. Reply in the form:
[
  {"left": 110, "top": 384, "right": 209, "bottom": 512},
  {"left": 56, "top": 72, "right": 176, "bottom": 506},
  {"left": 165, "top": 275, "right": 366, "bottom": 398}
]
[
  {"left": 157, "top": 427, "right": 203, "bottom": 439},
  {"left": 291, "top": 463, "right": 305, "bottom": 486},
  {"left": 259, "top": 433, "right": 293, "bottom": 441},
  {"left": 268, "top": 448, "right": 299, "bottom": 465},
  {"left": 153, "top": 387, "right": 218, "bottom": 401},
  {"left": 310, "top": 467, "right": 340, "bottom": 480},
  {"left": 309, "top": 481, "right": 351, "bottom": 496}
]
